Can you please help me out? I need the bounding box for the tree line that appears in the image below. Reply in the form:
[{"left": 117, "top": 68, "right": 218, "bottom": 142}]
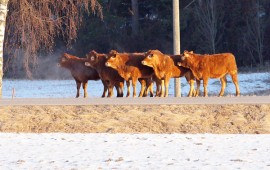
[{"left": 3, "top": 0, "right": 270, "bottom": 78}]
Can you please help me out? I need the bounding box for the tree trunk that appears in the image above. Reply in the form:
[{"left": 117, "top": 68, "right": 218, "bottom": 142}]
[
  {"left": 131, "top": 0, "right": 139, "bottom": 36},
  {"left": 173, "top": 0, "right": 181, "bottom": 97},
  {"left": 0, "top": 0, "right": 8, "bottom": 98}
]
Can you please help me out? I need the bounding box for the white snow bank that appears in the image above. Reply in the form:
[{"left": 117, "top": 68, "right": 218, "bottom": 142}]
[{"left": 0, "top": 133, "right": 270, "bottom": 169}]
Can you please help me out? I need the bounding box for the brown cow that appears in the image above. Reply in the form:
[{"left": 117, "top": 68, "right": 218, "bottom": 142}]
[
  {"left": 141, "top": 50, "right": 200, "bottom": 97},
  {"left": 84, "top": 50, "right": 126, "bottom": 97},
  {"left": 178, "top": 50, "right": 240, "bottom": 97},
  {"left": 105, "top": 50, "right": 155, "bottom": 97},
  {"left": 58, "top": 53, "right": 106, "bottom": 98}
]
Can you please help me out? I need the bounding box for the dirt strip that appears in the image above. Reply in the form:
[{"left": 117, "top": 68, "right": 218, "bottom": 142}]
[{"left": 1, "top": 104, "right": 269, "bottom": 134}]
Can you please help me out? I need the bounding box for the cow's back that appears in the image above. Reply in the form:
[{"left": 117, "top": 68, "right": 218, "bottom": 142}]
[
  {"left": 126, "top": 53, "right": 154, "bottom": 77},
  {"left": 70, "top": 58, "right": 100, "bottom": 81},
  {"left": 202, "top": 53, "right": 238, "bottom": 77}
]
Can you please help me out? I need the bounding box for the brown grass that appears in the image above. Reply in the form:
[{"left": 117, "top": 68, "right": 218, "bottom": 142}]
[{"left": 0, "top": 104, "right": 270, "bottom": 134}]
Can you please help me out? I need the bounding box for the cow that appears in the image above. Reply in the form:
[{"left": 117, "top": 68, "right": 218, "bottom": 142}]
[
  {"left": 84, "top": 50, "right": 126, "bottom": 97},
  {"left": 105, "top": 50, "right": 156, "bottom": 97},
  {"left": 58, "top": 53, "right": 106, "bottom": 98},
  {"left": 178, "top": 50, "right": 240, "bottom": 97},
  {"left": 141, "top": 49, "right": 200, "bottom": 97}
]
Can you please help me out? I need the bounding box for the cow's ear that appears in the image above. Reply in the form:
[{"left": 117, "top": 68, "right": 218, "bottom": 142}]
[
  {"left": 181, "top": 55, "right": 185, "bottom": 61},
  {"left": 190, "top": 51, "right": 193, "bottom": 54},
  {"left": 183, "top": 50, "right": 189, "bottom": 56}
]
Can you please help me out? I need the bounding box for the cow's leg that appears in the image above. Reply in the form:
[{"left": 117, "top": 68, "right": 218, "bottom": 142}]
[
  {"left": 115, "top": 85, "right": 120, "bottom": 97},
  {"left": 132, "top": 78, "right": 137, "bottom": 97},
  {"left": 164, "top": 77, "right": 170, "bottom": 97},
  {"left": 202, "top": 77, "right": 209, "bottom": 97},
  {"left": 230, "top": 72, "right": 240, "bottom": 96},
  {"left": 118, "top": 81, "right": 124, "bottom": 97},
  {"left": 195, "top": 79, "right": 201, "bottom": 97},
  {"left": 146, "top": 80, "right": 154, "bottom": 97},
  {"left": 126, "top": 80, "right": 131, "bottom": 97},
  {"left": 138, "top": 78, "right": 146, "bottom": 97},
  {"left": 82, "top": 81, "right": 88, "bottom": 98},
  {"left": 219, "top": 76, "right": 227, "bottom": 97},
  {"left": 107, "top": 85, "right": 114, "bottom": 97},
  {"left": 115, "top": 81, "right": 124, "bottom": 97},
  {"left": 160, "top": 80, "right": 165, "bottom": 97},
  {"left": 115, "top": 82, "right": 121, "bottom": 97},
  {"left": 75, "top": 80, "right": 81, "bottom": 98},
  {"left": 101, "top": 80, "right": 107, "bottom": 98},
  {"left": 155, "top": 79, "right": 162, "bottom": 97},
  {"left": 185, "top": 75, "right": 194, "bottom": 97},
  {"left": 142, "top": 78, "right": 151, "bottom": 97}
]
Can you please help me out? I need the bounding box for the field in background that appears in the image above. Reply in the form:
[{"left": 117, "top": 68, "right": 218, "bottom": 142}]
[{"left": 2, "top": 72, "right": 270, "bottom": 98}]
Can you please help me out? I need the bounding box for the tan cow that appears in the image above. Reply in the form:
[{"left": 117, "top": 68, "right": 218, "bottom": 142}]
[
  {"left": 141, "top": 50, "right": 199, "bottom": 97},
  {"left": 105, "top": 50, "right": 155, "bottom": 97},
  {"left": 58, "top": 53, "right": 106, "bottom": 98},
  {"left": 178, "top": 50, "right": 240, "bottom": 97},
  {"left": 85, "top": 50, "right": 126, "bottom": 97}
]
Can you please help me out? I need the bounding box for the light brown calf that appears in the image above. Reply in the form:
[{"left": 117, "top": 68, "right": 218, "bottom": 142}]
[
  {"left": 178, "top": 50, "right": 240, "bottom": 97},
  {"left": 141, "top": 50, "right": 199, "bottom": 97},
  {"left": 105, "top": 50, "right": 155, "bottom": 97}
]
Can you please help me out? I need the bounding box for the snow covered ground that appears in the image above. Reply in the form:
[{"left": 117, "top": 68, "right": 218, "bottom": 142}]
[
  {"left": 1, "top": 72, "right": 270, "bottom": 169},
  {"left": 2, "top": 72, "right": 270, "bottom": 98},
  {"left": 1, "top": 133, "right": 270, "bottom": 169}
]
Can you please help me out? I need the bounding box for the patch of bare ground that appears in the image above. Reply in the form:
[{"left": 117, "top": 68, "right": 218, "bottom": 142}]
[{"left": 0, "top": 104, "right": 269, "bottom": 133}]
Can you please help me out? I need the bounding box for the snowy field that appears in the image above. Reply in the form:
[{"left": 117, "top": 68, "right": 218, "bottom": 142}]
[
  {"left": 2, "top": 72, "right": 270, "bottom": 98},
  {"left": 1, "top": 72, "right": 270, "bottom": 169},
  {"left": 1, "top": 133, "right": 270, "bottom": 169}
]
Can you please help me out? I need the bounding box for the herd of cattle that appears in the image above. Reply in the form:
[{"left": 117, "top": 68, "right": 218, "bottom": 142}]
[{"left": 58, "top": 49, "right": 240, "bottom": 98}]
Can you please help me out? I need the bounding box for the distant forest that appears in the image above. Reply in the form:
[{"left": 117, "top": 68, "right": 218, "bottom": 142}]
[{"left": 4, "top": 0, "right": 270, "bottom": 78}]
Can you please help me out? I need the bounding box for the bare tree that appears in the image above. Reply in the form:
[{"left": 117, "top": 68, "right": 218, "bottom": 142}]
[
  {"left": 0, "top": 0, "right": 8, "bottom": 97},
  {"left": 243, "top": 0, "right": 265, "bottom": 66},
  {"left": 0, "top": 0, "right": 103, "bottom": 97},
  {"left": 3, "top": 0, "right": 103, "bottom": 77},
  {"left": 194, "top": 0, "right": 225, "bottom": 54}
]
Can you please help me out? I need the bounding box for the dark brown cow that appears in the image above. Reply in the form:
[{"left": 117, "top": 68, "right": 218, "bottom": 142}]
[
  {"left": 178, "top": 50, "right": 240, "bottom": 97},
  {"left": 58, "top": 53, "right": 106, "bottom": 98},
  {"left": 84, "top": 50, "right": 125, "bottom": 97},
  {"left": 105, "top": 50, "right": 155, "bottom": 97},
  {"left": 141, "top": 50, "right": 200, "bottom": 97}
]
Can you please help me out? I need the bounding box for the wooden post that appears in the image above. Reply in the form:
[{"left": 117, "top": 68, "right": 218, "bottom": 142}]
[{"left": 173, "top": 0, "right": 181, "bottom": 97}]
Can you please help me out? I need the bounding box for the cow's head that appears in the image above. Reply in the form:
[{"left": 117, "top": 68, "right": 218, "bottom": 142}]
[
  {"left": 177, "top": 50, "right": 193, "bottom": 68},
  {"left": 85, "top": 50, "right": 99, "bottom": 68},
  {"left": 141, "top": 50, "right": 163, "bottom": 68},
  {"left": 105, "top": 50, "right": 121, "bottom": 69},
  {"left": 85, "top": 50, "right": 109, "bottom": 68},
  {"left": 58, "top": 53, "right": 71, "bottom": 67}
]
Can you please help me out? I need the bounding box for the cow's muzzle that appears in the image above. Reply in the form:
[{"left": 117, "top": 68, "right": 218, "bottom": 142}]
[
  {"left": 105, "top": 62, "right": 110, "bottom": 67},
  {"left": 85, "top": 62, "right": 91, "bottom": 67},
  {"left": 141, "top": 61, "right": 146, "bottom": 65}
]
